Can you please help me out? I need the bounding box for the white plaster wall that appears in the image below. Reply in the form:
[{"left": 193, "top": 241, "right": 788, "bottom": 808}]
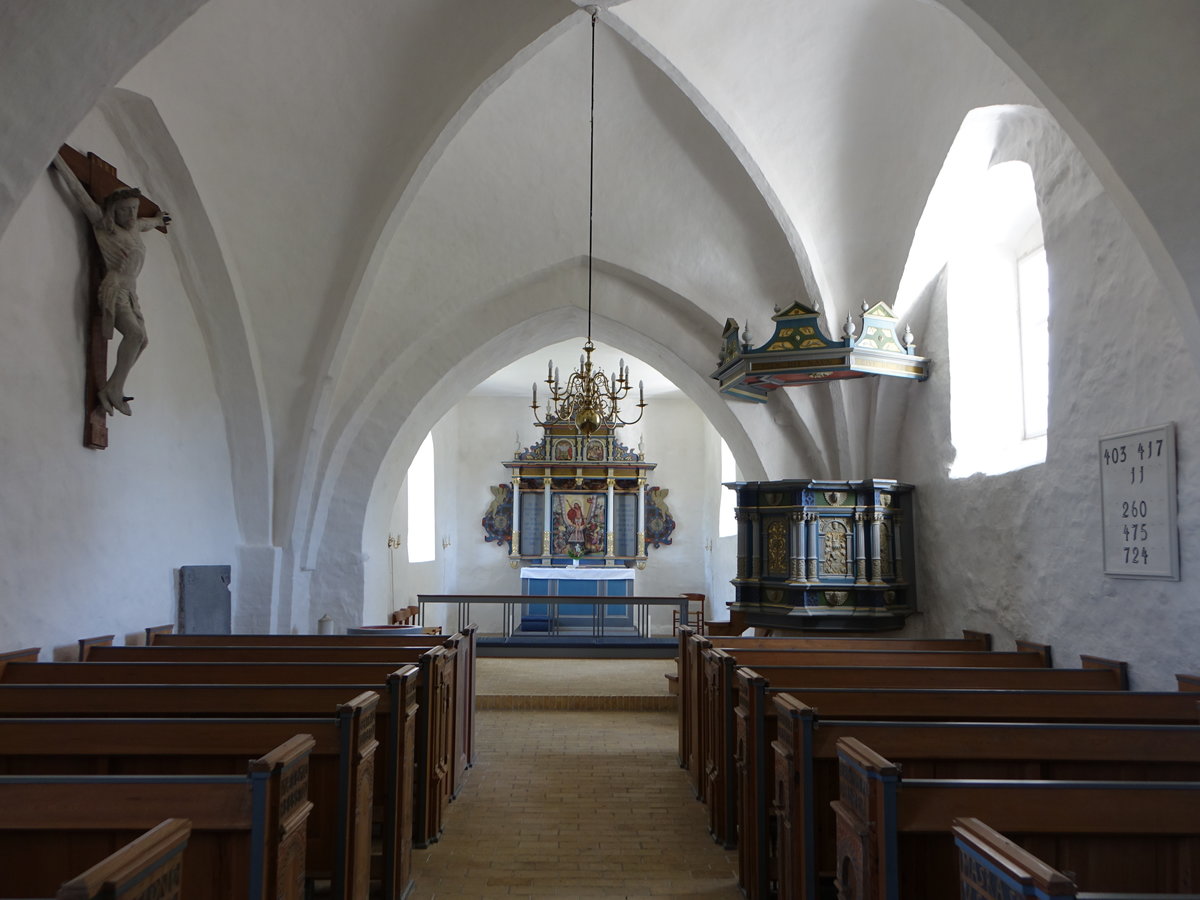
[
  {"left": 626, "top": 397, "right": 715, "bottom": 633},
  {"left": 899, "top": 122, "right": 1200, "bottom": 689},
  {"left": 705, "top": 432, "right": 739, "bottom": 622},
  {"left": 0, "top": 118, "right": 240, "bottom": 657}
]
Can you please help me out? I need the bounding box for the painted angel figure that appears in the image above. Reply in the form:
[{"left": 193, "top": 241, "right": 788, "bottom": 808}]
[{"left": 51, "top": 153, "right": 170, "bottom": 416}]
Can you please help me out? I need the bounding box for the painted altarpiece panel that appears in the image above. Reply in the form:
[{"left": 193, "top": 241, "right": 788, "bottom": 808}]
[{"left": 551, "top": 493, "right": 607, "bottom": 556}]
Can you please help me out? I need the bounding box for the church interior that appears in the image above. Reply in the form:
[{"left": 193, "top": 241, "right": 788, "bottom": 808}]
[{"left": 2, "top": 1, "right": 1200, "bottom": 897}]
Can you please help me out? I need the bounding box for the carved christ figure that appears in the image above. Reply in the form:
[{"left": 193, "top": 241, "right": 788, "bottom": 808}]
[{"left": 51, "top": 154, "right": 170, "bottom": 416}]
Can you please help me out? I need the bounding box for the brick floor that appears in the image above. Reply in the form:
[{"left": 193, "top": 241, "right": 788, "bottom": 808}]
[{"left": 406, "top": 709, "right": 741, "bottom": 899}]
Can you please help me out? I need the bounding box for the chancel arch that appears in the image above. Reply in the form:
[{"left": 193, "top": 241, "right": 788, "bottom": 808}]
[
  {"left": 374, "top": 336, "right": 759, "bottom": 634},
  {"left": 304, "top": 286, "right": 773, "bottom": 631}
]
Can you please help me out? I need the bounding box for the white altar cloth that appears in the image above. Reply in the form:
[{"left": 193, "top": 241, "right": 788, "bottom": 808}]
[{"left": 520, "top": 567, "right": 635, "bottom": 581}]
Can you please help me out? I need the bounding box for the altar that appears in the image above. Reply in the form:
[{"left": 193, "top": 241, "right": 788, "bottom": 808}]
[
  {"left": 520, "top": 567, "right": 634, "bottom": 632},
  {"left": 520, "top": 566, "right": 635, "bottom": 597}
]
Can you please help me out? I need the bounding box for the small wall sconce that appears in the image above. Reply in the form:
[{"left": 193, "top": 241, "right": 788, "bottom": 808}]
[{"left": 387, "top": 534, "right": 402, "bottom": 549}]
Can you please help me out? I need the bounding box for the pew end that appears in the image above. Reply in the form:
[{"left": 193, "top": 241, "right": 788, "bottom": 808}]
[
  {"left": 961, "top": 629, "right": 993, "bottom": 650},
  {"left": 1177, "top": 673, "right": 1200, "bottom": 692},
  {"left": 0, "top": 647, "right": 40, "bottom": 664},
  {"left": 77, "top": 635, "right": 115, "bottom": 661},
  {"left": 952, "top": 817, "right": 1076, "bottom": 898},
  {"left": 1014, "top": 639, "right": 1052, "bottom": 667},
  {"left": 143, "top": 624, "right": 174, "bottom": 644},
  {"left": 56, "top": 818, "right": 192, "bottom": 900},
  {"left": 1081, "top": 654, "right": 1131, "bottom": 690}
]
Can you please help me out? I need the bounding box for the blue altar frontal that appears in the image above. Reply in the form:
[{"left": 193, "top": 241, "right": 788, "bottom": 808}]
[{"left": 519, "top": 567, "right": 634, "bottom": 632}]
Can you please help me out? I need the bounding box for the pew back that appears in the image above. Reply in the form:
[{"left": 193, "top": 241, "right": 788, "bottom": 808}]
[
  {"left": 675, "top": 628, "right": 993, "bottom": 779},
  {"left": 715, "top": 658, "right": 1127, "bottom": 896},
  {"left": 137, "top": 627, "right": 477, "bottom": 776},
  {"left": 0, "top": 672, "right": 423, "bottom": 900},
  {"left": 834, "top": 736, "right": 1200, "bottom": 900},
  {"left": 772, "top": 698, "right": 1200, "bottom": 900},
  {"left": 0, "top": 651, "right": 458, "bottom": 844},
  {"left": 1, "top": 661, "right": 419, "bottom": 684},
  {"left": 0, "top": 695, "right": 378, "bottom": 900},
  {"left": 0, "top": 735, "right": 315, "bottom": 900},
  {"left": 699, "top": 653, "right": 1128, "bottom": 853},
  {"left": 678, "top": 631, "right": 998, "bottom": 773}
]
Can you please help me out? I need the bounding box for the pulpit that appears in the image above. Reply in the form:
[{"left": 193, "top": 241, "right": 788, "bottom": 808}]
[{"left": 728, "top": 478, "right": 917, "bottom": 632}]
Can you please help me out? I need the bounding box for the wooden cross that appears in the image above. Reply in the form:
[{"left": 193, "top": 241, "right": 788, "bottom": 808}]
[{"left": 55, "top": 144, "right": 167, "bottom": 449}]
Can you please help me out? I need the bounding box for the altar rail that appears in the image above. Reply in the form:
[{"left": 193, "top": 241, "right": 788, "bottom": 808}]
[{"left": 416, "top": 594, "right": 690, "bottom": 639}]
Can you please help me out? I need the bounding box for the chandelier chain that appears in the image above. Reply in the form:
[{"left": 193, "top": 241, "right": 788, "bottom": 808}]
[
  {"left": 530, "top": 6, "right": 646, "bottom": 435},
  {"left": 587, "top": 7, "right": 596, "bottom": 345}
]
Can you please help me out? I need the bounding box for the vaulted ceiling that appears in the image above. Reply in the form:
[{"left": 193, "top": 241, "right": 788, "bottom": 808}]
[{"left": 4, "top": 0, "right": 1198, "bottom": 578}]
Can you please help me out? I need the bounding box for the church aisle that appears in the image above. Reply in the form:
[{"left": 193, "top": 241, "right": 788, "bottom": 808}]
[{"left": 406, "top": 709, "right": 740, "bottom": 899}]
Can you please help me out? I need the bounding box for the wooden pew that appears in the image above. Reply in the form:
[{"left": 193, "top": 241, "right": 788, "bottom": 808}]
[
  {"left": 834, "top": 736, "right": 1200, "bottom": 900},
  {"left": 689, "top": 643, "right": 1049, "bottom": 800},
  {"left": 0, "top": 677, "right": 420, "bottom": 900},
  {"left": 675, "top": 627, "right": 992, "bottom": 778},
  {"left": 772, "top": 700, "right": 1200, "bottom": 900},
  {"left": 0, "top": 693, "right": 378, "bottom": 900},
  {"left": 954, "top": 816, "right": 1200, "bottom": 900},
  {"left": 0, "top": 652, "right": 456, "bottom": 845},
  {"left": 57, "top": 650, "right": 463, "bottom": 839},
  {"left": 0, "top": 735, "right": 315, "bottom": 900},
  {"left": 709, "top": 656, "right": 1129, "bottom": 894},
  {"left": 699, "top": 646, "right": 1117, "bottom": 852},
  {"left": 90, "top": 639, "right": 472, "bottom": 794},
  {"left": 4, "top": 817, "right": 194, "bottom": 900},
  {"left": 678, "top": 630, "right": 1017, "bottom": 796},
  {"left": 142, "top": 626, "right": 478, "bottom": 770},
  {"left": 760, "top": 685, "right": 1200, "bottom": 724}
]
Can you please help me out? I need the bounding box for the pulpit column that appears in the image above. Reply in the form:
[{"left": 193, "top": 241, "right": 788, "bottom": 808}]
[
  {"left": 735, "top": 508, "right": 752, "bottom": 580},
  {"left": 854, "top": 511, "right": 868, "bottom": 585},
  {"left": 805, "top": 512, "right": 819, "bottom": 581},
  {"left": 749, "top": 511, "right": 762, "bottom": 579},
  {"left": 790, "top": 511, "right": 806, "bottom": 583},
  {"left": 870, "top": 512, "right": 885, "bottom": 584}
]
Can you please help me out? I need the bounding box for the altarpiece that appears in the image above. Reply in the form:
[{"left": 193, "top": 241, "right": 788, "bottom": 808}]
[{"left": 482, "top": 421, "right": 673, "bottom": 569}]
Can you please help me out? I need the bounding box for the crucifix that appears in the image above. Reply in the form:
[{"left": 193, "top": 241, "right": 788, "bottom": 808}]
[{"left": 50, "top": 144, "right": 170, "bottom": 449}]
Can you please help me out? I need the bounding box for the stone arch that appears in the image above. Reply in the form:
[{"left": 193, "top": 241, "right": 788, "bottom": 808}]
[{"left": 301, "top": 277, "right": 774, "bottom": 626}]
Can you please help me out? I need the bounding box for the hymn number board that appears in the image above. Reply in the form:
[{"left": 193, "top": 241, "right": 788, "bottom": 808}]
[{"left": 1099, "top": 423, "right": 1178, "bottom": 579}]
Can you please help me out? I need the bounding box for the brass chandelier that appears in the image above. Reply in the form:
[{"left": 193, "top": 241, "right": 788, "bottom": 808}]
[{"left": 531, "top": 6, "right": 645, "bottom": 436}]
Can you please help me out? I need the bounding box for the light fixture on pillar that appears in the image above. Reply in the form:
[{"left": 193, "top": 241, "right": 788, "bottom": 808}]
[{"left": 531, "top": 6, "right": 645, "bottom": 437}]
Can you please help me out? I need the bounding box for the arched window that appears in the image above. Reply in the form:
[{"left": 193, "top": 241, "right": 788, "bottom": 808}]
[
  {"left": 718, "top": 439, "right": 738, "bottom": 537},
  {"left": 406, "top": 433, "right": 436, "bottom": 563},
  {"left": 947, "top": 160, "right": 1048, "bottom": 477},
  {"left": 1017, "top": 245, "right": 1049, "bottom": 439}
]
